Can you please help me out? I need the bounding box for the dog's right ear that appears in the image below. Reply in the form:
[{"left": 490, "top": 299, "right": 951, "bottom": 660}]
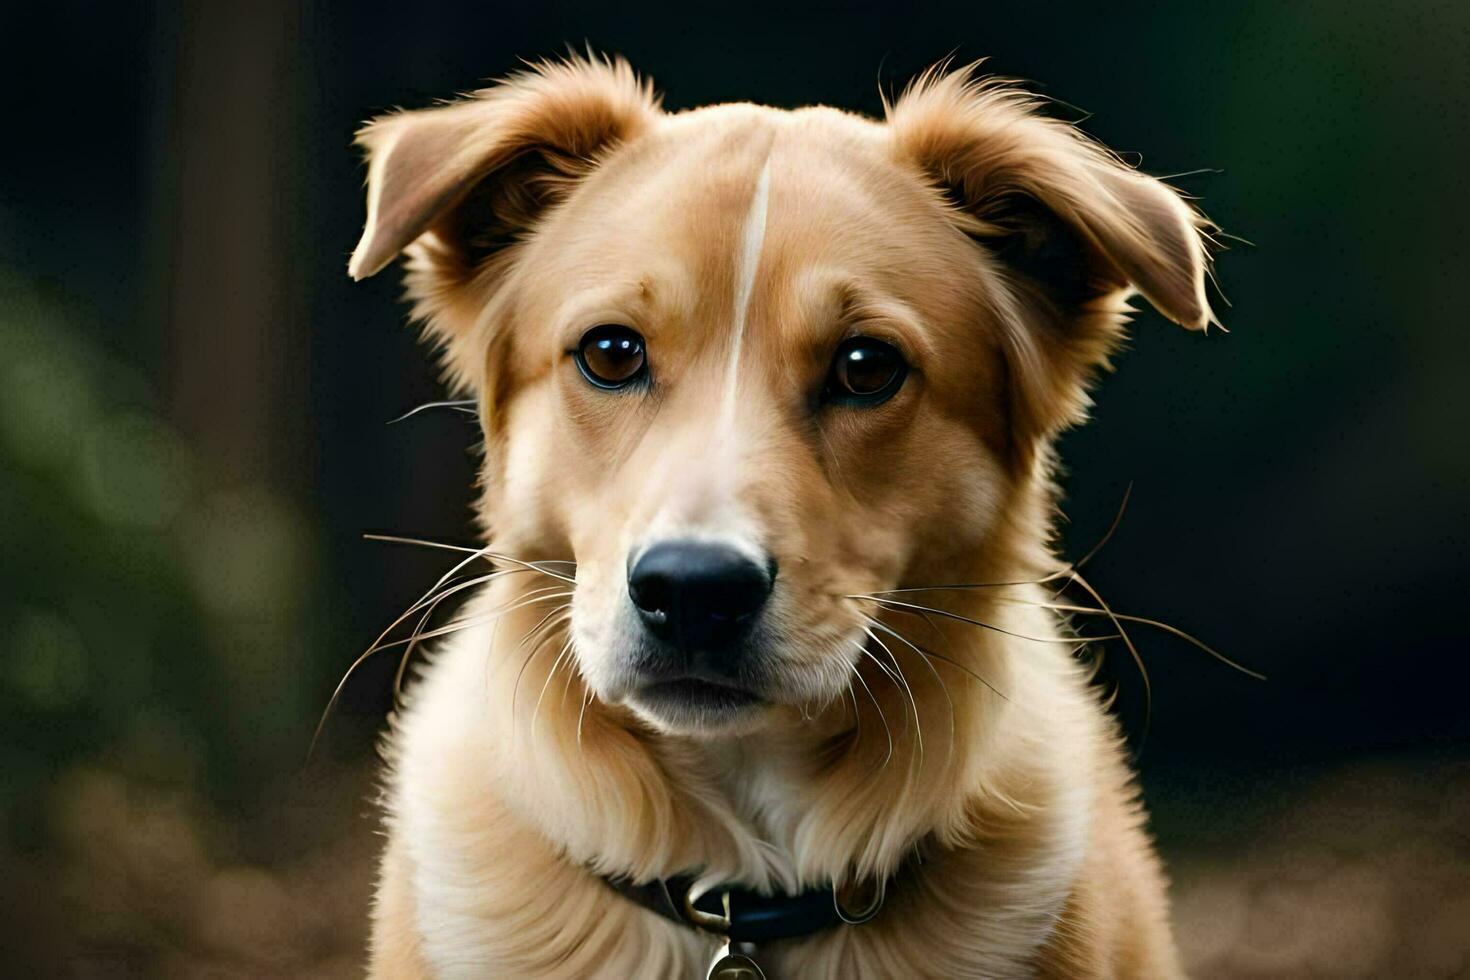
[{"left": 348, "top": 57, "right": 659, "bottom": 281}]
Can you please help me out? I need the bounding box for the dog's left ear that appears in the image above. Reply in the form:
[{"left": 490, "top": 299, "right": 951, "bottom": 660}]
[{"left": 888, "top": 67, "right": 1215, "bottom": 449}]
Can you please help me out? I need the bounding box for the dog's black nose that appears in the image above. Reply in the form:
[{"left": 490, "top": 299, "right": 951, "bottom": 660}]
[{"left": 628, "top": 541, "right": 775, "bottom": 652}]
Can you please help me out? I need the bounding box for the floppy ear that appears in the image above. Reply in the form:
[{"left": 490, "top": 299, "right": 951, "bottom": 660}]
[
  {"left": 349, "top": 56, "right": 659, "bottom": 281},
  {"left": 888, "top": 66, "right": 1215, "bottom": 450}
]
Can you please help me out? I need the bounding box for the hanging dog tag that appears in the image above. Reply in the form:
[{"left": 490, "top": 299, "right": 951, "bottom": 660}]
[{"left": 707, "top": 941, "right": 765, "bottom": 980}]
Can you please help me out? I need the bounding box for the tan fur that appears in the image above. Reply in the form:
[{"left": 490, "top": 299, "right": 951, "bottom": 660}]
[{"left": 349, "top": 56, "right": 1210, "bottom": 978}]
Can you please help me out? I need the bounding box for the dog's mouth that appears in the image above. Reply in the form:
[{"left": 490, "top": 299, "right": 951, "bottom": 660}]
[
  {"left": 628, "top": 675, "right": 766, "bottom": 730},
  {"left": 641, "top": 676, "right": 763, "bottom": 705}
]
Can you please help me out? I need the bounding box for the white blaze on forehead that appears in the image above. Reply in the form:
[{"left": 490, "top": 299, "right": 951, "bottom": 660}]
[
  {"left": 637, "top": 153, "right": 774, "bottom": 558},
  {"left": 720, "top": 157, "right": 773, "bottom": 422}
]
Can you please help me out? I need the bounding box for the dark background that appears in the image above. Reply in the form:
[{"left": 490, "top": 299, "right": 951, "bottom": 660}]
[{"left": 3, "top": 1, "right": 1467, "bottom": 976}]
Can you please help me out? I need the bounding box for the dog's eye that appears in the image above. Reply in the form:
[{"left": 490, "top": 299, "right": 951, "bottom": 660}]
[
  {"left": 824, "top": 337, "right": 907, "bottom": 405},
  {"left": 575, "top": 325, "right": 647, "bottom": 389}
]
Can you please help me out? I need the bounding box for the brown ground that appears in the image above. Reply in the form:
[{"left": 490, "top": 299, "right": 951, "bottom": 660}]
[{"left": 1169, "top": 759, "right": 1470, "bottom": 979}]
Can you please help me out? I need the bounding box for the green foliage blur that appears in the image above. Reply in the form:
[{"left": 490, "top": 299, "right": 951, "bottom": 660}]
[{"left": 0, "top": 268, "right": 331, "bottom": 842}]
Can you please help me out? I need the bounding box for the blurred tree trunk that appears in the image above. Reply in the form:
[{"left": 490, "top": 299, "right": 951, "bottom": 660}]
[{"left": 162, "top": 0, "right": 306, "bottom": 487}]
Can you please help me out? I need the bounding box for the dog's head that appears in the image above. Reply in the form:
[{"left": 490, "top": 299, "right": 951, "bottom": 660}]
[{"left": 351, "top": 58, "right": 1211, "bottom": 735}]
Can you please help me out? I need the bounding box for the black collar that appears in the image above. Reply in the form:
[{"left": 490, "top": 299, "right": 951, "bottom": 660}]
[{"left": 599, "top": 871, "right": 884, "bottom": 944}]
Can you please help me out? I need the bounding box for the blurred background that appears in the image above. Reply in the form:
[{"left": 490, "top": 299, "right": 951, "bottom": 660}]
[{"left": 2, "top": 1, "right": 1467, "bottom": 976}]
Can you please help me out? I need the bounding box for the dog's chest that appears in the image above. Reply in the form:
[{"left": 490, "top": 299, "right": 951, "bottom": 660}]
[{"left": 701, "top": 739, "right": 809, "bottom": 865}]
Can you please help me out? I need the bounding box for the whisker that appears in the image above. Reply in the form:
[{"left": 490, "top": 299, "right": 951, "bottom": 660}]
[
  {"left": 849, "top": 654, "right": 894, "bottom": 771},
  {"left": 996, "top": 598, "right": 1266, "bottom": 681},
  {"left": 307, "top": 571, "right": 511, "bottom": 761},
  {"left": 576, "top": 684, "right": 595, "bottom": 749},
  {"left": 387, "top": 399, "right": 479, "bottom": 424},
  {"left": 867, "top": 619, "right": 1010, "bottom": 703},
  {"left": 861, "top": 627, "right": 923, "bottom": 768},
  {"left": 341, "top": 548, "right": 551, "bottom": 715},
  {"left": 310, "top": 531, "right": 585, "bottom": 764},
  {"left": 1068, "top": 570, "right": 1151, "bottom": 740},
  {"left": 375, "top": 540, "right": 553, "bottom": 662},
  {"left": 850, "top": 595, "right": 1119, "bottom": 645},
  {"left": 307, "top": 585, "right": 570, "bottom": 762},
  {"left": 844, "top": 682, "right": 863, "bottom": 745},
  {"left": 361, "top": 533, "right": 495, "bottom": 557},
  {"left": 865, "top": 579, "right": 1050, "bottom": 596},
  {"left": 393, "top": 588, "right": 453, "bottom": 702},
  {"left": 368, "top": 589, "right": 574, "bottom": 656},
  {"left": 364, "top": 534, "right": 578, "bottom": 583},
  {"left": 390, "top": 575, "right": 559, "bottom": 700},
  {"left": 860, "top": 648, "right": 912, "bottom": 733},
  {"left": 1050, "top": 482, "right": 1131, "bottom": 597},
  {"left": 865, "top": 616, "right": 956, "bottom": 757},
  {"left": 862, "top": 485, "right": 1134, "bottom": 597},
  {"left": 368, "top": 568, "right": 527, "bottom": 671},
  {"left": 560, "top": 642, "right": 584, "bottom": 708},
  {"left": 511, "top": 607, "right": 573, "bottom": 724},
  {"left": 532, "top": 636, "right": 577, "bottom": 733}
]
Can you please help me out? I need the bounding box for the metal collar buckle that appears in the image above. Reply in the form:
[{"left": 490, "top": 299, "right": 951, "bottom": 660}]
[{"left": 683, "top": 884, "right": 735, "bottom": 935}]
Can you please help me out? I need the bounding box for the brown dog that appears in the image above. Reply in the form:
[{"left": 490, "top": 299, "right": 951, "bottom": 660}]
[{"left": 349, "top": 56, "right": 1211, "bottom": 978}]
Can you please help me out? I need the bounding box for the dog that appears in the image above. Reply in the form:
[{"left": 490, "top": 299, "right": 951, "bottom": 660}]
[{"left": 348, "top": 55, "right": 1213, "bottom": 978}]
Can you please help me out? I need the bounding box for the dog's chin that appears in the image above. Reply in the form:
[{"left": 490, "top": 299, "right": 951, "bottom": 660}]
[{"left": 623, "top": 678, "right": 772, "bottom": 736}]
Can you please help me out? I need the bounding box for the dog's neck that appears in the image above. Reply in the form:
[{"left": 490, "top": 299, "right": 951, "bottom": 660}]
[{"left": 691, "top": 736, "right": 789, "bottom": 844}]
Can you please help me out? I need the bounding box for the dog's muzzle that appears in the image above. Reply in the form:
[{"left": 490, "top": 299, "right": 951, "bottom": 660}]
[{"left": 622, "top": 539, "right": 776, "bottom": 717}]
